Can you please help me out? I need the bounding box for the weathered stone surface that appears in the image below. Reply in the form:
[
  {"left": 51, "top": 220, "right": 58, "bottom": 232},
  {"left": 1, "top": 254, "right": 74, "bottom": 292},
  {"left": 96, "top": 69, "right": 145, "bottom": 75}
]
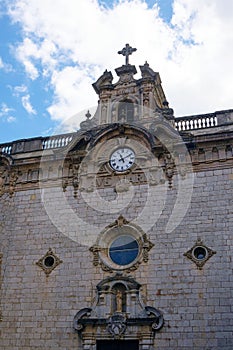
[{"left": 0, "top": 56, "right": 233, "bottom": 349}]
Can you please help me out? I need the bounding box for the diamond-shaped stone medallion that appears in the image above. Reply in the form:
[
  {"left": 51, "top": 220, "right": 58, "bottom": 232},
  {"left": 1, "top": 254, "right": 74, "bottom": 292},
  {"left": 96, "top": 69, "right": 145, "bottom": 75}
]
[
  {"left": 36, "top": 248, "right": 63, "bottom": 276},
  {"left": 184, "top": 238, "right": 216, "bottom": 269}
]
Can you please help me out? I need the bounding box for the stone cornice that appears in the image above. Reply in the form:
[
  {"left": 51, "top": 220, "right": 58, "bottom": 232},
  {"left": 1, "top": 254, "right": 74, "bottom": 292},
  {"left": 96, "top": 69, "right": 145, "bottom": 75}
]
[{"left": 1, "top": 114, "right": 233, "bottom": 197}]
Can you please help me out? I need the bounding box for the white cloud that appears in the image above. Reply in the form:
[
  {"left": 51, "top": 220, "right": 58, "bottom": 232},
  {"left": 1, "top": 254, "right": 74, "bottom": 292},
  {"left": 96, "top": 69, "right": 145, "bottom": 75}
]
[
  {"left": 14, "top": 84, "right": 28, "bottom": 94},
  {"left": 0, "top": 103, "right": 13, "bottom": 115},
  {"left": 15, "top": 37, "right": 57, "bottom": 79},
  {"left": 8, "top": 0, "right": 233, "bottom": 130},
  {"left": 0, "top": 56, "right": 13, "bottom": 72},
  {"left": 22, "top": 94, "right": 37, "bottom": 115},
  {"left": 7, "top": 116, "right": 16, "bottom": 123},
  {"left": 47, "top": 65, "right": 96, "bottom": 121},
  {"left": 0, "top": 103, "right": 16, "bottom": 123}
]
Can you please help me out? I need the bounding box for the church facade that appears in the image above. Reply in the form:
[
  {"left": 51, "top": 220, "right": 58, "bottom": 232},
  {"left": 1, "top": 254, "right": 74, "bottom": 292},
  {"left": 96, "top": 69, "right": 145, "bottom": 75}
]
[{"left": 0, "top": 45, "right": 232, "bottom": 349}]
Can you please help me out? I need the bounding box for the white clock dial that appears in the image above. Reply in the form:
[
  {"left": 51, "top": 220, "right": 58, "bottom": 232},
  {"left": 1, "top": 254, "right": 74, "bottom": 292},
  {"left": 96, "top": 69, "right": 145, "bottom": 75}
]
[{"left": 110, "top": 147, "right": 135, "bottom": 172}]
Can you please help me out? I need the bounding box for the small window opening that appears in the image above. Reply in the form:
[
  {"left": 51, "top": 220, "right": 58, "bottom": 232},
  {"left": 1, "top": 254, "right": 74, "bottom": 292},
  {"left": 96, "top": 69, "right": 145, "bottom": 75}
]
[
  {"left": 118, "top": 100, "right": 134, "bottom": 123},
  {"left": 44, "top": 256, "right": 55, "bottom": 267},
  {"left": 193, "top": 246, "right": 207, "bottom": 260}
]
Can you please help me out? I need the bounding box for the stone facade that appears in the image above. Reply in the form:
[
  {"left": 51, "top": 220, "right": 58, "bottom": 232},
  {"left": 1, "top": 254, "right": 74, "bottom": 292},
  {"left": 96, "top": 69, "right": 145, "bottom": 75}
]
[{"left": 0, "top": 47, "right": 233, "bottom": 349}]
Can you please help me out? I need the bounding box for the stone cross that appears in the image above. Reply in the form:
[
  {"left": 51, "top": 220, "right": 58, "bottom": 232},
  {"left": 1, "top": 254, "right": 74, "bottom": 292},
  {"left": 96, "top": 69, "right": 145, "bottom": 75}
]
[{"left": 118, "top": 43, "right": 137, "bottom": 65}]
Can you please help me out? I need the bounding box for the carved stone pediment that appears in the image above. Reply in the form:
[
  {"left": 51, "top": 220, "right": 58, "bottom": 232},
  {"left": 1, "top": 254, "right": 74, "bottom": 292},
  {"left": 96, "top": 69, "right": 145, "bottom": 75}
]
[
  {"left": 92, "top": 70, "right": 113, "bottom": 94},
  {"left": 59, "top": 122, "right": 192, "bottom": 196},
  {"left": 73, "top": 274, "right": 164, "bottom": 342}
]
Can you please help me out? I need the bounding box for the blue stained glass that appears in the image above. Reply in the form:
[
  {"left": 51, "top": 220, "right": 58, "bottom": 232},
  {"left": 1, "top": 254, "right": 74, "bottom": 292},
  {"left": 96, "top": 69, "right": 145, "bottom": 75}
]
[{"left": 109, "top": 235, "right": 139, "bottom": 266}]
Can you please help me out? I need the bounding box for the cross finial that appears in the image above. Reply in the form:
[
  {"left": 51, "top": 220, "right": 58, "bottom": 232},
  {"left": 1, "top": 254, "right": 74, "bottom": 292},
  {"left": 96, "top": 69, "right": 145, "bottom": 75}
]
[
  {"left": 85, "top": 110, "right": 91, "bottom": 120},
  {"left": 118, "top": 43, "right": 137, "bottom": 65}
]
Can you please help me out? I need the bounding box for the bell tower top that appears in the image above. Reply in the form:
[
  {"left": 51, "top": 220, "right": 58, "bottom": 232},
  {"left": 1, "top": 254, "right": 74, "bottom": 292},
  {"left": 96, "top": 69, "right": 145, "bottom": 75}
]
[{"left": 90, "top": 45, "right": 174, "bottom": 129}]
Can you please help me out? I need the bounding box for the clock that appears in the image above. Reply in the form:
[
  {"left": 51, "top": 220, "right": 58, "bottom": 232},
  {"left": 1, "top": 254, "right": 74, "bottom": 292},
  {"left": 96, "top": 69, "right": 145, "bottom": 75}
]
[{"left": 109, "top": 147, "right": 135, "bottom": 172}]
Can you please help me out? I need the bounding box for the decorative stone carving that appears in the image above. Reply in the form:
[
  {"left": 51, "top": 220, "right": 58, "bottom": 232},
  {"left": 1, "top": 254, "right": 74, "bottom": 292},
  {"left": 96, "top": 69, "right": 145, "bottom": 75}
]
[
  {"left": 62, "top": 177, "right": 68, "bottom": 192},
  {"left": 72, "top": 164, "right": 79, "bottom": 198},
  {"left": 73, "top": 274, "right": 164, "bottom": 342},
  {"left": 80, "top": 110, "right": 96, "bottom": 131},
  {"left": 8, "top": 170, "right": 18, "bottom": 197},
  {"left": 73, "top": 308, "right": 92, "bottom": 332},
  {"left": 184, "top": 238, "right": 216, "bottom": 269},
  {"left": 92, "top": 70, "right": 113, "bottom": 95},
  {"left": 163, "top": 152, "right": 175, "bottom": 188},
  {"left": 90, "top": 215, "right": 154, "bottom": 272},
  {"left": 0, "top": 169, "right": 7, "bottom": 197},
  {"left": 115, "top": 179, "right": 131, "bottom": 193},
  {"left": 0, "top": 157, "right": 18, "bottom": 197},
  {"left": 89, "top": 244, "right": 101, "bottom": 267},
  {"left": 142, "top": 233, "right": 154, "bottom": 263},
  {"left": 91, "top": 45, "right": 174, "bottom": 127},
  {"left": 118, "top": 44, "right": 137, "bottom": 66},
  {"left": 108, "top": 214, "right": 129, "bottom": 228},
  {"left": 145, "top": 306, "right": 164, "bottom": 331},
  {"left": 36, "top": 248, "right": 63, "bottom": 276},
  {"left": 107, "top": 313, "right": 127, "bottom": 338}
]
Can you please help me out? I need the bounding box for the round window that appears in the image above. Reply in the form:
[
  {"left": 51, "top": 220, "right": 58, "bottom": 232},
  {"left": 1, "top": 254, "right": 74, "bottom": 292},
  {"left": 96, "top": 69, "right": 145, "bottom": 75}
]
[
  {"left": 193, "top": 246, "right": 207, "bottom": 260},
  {"left": 44, "top": 255, "right": 55, "bottom": 267},
  {"left": 109, "top": 235, "right": 139, "bottom": 266}
]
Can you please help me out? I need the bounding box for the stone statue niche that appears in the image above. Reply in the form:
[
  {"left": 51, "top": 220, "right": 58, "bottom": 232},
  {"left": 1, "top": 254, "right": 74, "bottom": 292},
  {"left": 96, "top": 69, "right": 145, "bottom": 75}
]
[{"left": 73, "top": 274, "right": 164, "bottom": 347}]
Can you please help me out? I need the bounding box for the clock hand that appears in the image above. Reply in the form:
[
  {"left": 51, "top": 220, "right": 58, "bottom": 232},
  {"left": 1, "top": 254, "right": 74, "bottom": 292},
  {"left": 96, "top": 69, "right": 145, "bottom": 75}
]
[
  {"left": 117, "top": 152, "right": 125, "bottom": 162},
  {"left": 122, "top": 152, "right": 133, "bottom": 160}
]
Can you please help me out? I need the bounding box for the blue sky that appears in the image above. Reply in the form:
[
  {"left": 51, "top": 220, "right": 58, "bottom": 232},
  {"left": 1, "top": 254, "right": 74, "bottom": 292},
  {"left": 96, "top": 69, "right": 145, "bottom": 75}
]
[{"left": 0, "top": 0, "right": 233, "bottom": 143}]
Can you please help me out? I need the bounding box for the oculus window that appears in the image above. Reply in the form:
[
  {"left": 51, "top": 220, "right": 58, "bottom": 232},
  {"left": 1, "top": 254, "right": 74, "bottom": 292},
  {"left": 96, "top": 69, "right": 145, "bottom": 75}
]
[
  {"left": 90, "top": 216, "right": 154, "bottom": 272},
  {"left": 109, "top": 235, "right": 139, "bottom": 266}
]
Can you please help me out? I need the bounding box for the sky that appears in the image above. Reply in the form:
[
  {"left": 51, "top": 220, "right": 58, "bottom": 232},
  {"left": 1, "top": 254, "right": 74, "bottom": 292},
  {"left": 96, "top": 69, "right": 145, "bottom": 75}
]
[{"left": 0, "top": 0, "right": 233, "bottom": 143}]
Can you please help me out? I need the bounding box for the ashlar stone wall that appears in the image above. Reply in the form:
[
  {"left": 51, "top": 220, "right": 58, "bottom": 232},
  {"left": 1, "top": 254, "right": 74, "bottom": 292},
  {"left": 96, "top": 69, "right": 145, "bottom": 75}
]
[{"left": 0, "top": 164, "right": 232, "bottom": 349}]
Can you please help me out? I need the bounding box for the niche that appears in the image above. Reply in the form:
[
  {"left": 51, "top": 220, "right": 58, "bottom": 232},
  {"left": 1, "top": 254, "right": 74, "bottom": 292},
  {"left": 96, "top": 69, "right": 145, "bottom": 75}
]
[{"left": 118, "top": 100, "right": 134, "bottom": 123}]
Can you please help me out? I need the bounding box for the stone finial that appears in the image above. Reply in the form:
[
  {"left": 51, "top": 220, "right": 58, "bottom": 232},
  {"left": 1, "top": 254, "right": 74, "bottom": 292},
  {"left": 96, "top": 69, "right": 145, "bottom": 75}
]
[
  {"left": 80, "top": 110, "right": 94, "bottom": 131},
  {"left": 85, "top": 110, "right": 91, "bottom": 120}
]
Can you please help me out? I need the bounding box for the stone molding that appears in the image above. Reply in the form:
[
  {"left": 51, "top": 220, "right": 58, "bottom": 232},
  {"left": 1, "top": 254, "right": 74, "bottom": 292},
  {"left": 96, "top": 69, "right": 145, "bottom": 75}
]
[
  {"left": 184, "top": 238, "right": 216, "bottom": 269},
  {"left": 90, "top": 215, "right": 154, "bottom": 273},
  {"left": 36, "top": 248, "right": 63, "bottom": 276},
  {"left": 0, "top": 123, "right": 232, "bottom": 196},
  {"left": 73, "top": 274, "right": 164, "bottom": 345}
]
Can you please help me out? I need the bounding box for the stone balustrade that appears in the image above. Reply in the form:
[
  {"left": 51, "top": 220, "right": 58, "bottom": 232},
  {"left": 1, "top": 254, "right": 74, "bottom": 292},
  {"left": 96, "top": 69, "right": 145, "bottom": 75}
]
[
  {"left": 0, "top": 133, "right": 74, "bottom": 155},
  {"left": 0, "top": 144, "right": 12, "bottom": 155},
  {"left": 1, "top": 109, "right": 233, "bottom": 155},
  {"left": 175, "top": 109, "right": 233, "bottom": 131},
  {"left": 42, "top": 135, "right": 73, "bottom": 149},
  {"left": 175, "top": 115, "right": 218, "bottom": 131}
]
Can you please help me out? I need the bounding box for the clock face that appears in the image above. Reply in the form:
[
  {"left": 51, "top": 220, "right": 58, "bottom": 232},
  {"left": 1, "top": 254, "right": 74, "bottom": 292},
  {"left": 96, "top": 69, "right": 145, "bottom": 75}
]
[{"left": 109, "top": 147, "right": 135, "bottom": 172}]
